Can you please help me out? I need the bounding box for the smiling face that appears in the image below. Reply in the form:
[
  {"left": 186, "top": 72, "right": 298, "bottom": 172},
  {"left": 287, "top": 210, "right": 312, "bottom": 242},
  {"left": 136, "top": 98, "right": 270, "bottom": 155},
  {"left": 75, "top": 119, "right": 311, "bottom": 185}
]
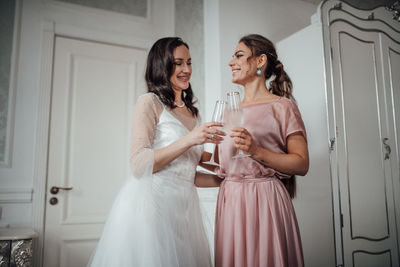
[
  {"left": 170, "top": 45, "right": 192, "bottom": 93},
  {"left": 229, "top": 42, "right": 259, "bottom": 85}
]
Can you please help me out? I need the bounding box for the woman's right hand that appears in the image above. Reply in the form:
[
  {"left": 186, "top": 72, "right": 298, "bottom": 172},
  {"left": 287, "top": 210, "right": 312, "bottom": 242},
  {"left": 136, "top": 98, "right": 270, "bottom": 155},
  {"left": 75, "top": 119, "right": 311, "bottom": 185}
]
[
  {"left": 152, "top": 122, "right": 225, "bottom": 173},
  {"left": 184, "top": 122, "right": 225, "bottom": 146}
]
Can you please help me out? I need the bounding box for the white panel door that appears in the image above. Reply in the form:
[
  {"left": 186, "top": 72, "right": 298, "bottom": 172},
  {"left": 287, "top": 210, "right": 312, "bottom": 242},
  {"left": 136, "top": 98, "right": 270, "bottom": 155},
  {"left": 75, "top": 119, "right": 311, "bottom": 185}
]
[
  {"left": 330, "top": 21, "right": 399, "bottom": 267},
  {"left": 43, "top": 36, "right": 146, "bottom": 267}
]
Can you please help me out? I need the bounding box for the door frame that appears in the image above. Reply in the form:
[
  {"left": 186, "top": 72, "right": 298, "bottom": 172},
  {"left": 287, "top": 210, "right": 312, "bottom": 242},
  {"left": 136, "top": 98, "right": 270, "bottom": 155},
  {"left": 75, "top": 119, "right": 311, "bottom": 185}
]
[{"left": 31, "top": 1, "right": 174, "bottom": 266}]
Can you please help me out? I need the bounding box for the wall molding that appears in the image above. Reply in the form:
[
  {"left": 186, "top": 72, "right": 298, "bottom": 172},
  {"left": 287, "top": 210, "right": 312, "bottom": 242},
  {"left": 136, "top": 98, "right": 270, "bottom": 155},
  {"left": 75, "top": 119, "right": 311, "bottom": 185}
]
[
  {"left": 0, "top": 188, "right": 33, "bottom": 203},
  {"left": 0, "top": 0, "right": 22, "bottom": 168},
  {"left": 32, "top": 20, "right": 56, "bottom": 267},
  {"left": 40, "top": 0, "right": 173, "bottom": 44},
  {"left": 204, "top": 0, "right": 221, "bottom": 123},
  {"left": 44, "top": 0, "right": 151, "bottom": 22}
]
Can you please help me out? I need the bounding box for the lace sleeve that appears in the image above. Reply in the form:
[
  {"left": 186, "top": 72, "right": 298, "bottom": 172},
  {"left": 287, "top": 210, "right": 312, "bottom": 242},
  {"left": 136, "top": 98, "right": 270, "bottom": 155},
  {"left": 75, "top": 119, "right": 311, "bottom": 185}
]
[{"left": 129, "top": 93, "right": 163, "bottom": 177}]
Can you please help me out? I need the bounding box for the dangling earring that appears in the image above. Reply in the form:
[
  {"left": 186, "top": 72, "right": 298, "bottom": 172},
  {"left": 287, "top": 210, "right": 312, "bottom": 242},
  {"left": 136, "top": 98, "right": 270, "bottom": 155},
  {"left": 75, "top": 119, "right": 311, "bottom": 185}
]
[{"left": 256, "top": 68, "right": 262, "bottom": 76}]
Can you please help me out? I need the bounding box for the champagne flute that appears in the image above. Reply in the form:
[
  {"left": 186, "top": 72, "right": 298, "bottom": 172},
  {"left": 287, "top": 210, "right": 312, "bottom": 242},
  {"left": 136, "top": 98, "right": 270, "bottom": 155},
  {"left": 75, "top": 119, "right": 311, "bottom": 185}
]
[
  {"left": 202, "top": 100, "right": 227, "bottom": 166},
  {"left": 227, "top": 91, "right": 249, "bottom": 158}
]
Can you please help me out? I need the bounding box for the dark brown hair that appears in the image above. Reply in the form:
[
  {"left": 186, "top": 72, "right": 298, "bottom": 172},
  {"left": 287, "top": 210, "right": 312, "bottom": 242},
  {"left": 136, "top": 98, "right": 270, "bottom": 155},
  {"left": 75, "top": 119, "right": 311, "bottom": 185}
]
[
  {"left": 239, "top": 34, "right": 294, "bottom": 101},
  {"left": 239, "top": 34, "right": 296, "bottom": 198},
  {"left": 145, "top": 37, "right": 198, "bottom": 116}
]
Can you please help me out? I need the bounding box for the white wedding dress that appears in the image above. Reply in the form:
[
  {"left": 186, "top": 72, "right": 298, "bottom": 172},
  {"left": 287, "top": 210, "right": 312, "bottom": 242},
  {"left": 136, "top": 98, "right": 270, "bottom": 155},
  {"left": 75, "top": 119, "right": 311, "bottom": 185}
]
[{"left": 88, "top": 93, "right": 212, "bottom": 267}]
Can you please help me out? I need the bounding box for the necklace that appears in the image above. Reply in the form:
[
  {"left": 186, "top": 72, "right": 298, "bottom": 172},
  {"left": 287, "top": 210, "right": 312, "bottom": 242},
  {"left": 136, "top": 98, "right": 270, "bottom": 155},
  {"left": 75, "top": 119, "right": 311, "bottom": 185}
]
[{"left": 174, "top": 101, "right": 185, "bottom": 108}]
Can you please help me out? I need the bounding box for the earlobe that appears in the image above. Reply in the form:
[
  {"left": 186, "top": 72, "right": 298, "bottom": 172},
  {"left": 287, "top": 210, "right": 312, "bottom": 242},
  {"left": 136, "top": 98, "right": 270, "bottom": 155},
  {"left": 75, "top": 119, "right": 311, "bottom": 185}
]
[{"left": 257, "top": 54, "right": 267, "bottom": 69}]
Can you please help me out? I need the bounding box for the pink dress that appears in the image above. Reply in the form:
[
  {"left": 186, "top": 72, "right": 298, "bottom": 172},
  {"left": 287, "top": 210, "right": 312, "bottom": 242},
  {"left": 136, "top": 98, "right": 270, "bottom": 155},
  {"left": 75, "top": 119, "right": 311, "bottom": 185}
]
[{"left": 215, "top": 97, "right": 306, "bottom": 267}]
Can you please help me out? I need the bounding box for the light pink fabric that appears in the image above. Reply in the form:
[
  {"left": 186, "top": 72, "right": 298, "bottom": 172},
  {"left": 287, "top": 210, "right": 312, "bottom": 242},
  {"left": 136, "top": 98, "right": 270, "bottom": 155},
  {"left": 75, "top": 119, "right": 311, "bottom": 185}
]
[{"left": 215, "top": 97, "right": 306, "bottom": 267}]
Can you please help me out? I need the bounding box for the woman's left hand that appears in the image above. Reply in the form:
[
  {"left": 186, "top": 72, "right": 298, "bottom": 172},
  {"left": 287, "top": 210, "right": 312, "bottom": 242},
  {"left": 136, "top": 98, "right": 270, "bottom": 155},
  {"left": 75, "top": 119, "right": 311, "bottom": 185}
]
[{"left": 230, "top": 127, "right": 258, "bottom": 156}]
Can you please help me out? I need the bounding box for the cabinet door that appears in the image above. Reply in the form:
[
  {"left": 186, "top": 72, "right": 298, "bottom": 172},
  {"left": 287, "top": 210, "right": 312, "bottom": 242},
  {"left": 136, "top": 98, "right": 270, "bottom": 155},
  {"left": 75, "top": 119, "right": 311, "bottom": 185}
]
[
  {"left": 330, "top": 21, "right": 399, "bottom": 267},
  {"left": 380, "top": 34, "right": 400, "bottom": 258}
]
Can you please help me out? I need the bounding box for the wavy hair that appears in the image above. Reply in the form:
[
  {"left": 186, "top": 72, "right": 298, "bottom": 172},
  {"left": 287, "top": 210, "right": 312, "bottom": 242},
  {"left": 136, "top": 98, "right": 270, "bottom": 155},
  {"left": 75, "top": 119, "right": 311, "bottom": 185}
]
[
  {"left": 239, "top": 34, "right": 296, "bottom": 198},
  {"left": 145, "top": 37, "right": 198, "bottom": 116},
  {"left": 239, "top": 34, "right": 294, "bottom": 101}
]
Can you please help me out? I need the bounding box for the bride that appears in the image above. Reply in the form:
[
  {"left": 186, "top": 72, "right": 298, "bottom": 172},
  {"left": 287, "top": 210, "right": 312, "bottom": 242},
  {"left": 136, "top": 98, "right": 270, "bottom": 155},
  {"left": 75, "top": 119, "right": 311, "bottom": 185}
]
[{"left": 87, "top": 37, "right": 224, "bottom": 267}]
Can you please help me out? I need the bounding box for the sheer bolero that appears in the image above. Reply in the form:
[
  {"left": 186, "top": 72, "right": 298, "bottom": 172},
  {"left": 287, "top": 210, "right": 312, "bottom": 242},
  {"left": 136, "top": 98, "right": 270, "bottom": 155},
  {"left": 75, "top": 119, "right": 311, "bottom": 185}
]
[{"left": 129, "top": 93, "right": 202, "bottom": 179}]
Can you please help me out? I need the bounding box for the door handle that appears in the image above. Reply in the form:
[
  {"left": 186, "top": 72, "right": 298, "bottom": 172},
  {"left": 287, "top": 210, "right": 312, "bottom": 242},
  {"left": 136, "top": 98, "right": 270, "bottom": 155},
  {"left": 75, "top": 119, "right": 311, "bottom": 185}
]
[
  {"left": 383, "top": 138, "right": 391, "bottom": 160},
  {"left": 50, "top": 186, "right": 73, "bottom": 194}
]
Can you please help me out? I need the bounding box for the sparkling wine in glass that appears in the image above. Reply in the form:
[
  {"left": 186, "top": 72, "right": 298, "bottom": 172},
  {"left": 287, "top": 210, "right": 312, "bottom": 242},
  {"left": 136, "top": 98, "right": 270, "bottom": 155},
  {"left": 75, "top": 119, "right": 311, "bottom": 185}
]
[
  {"left": 227, "top": 91, "right": 249, "bottom": 158},
  {"left": 203, "top": 100, "right": 226, "bottom": 166}
]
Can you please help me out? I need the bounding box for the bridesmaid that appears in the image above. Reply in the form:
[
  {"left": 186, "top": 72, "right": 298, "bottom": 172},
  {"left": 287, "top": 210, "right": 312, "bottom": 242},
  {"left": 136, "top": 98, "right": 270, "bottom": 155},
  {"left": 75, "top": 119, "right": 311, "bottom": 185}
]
[{"left": 215, "top": 34, "right": 309, "bottom": 267}]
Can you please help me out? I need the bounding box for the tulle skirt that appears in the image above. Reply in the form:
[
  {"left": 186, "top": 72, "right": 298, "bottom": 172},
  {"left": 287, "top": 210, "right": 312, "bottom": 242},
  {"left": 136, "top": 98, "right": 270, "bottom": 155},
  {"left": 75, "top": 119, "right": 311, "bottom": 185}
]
[{"left": 88, "top": 174, "right": 212, "bottom": 267}]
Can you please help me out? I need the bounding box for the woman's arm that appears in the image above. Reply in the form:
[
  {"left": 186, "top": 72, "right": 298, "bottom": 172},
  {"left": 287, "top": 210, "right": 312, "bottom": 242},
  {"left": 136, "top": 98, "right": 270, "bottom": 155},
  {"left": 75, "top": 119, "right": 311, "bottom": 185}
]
[
  {"left": 194, "top": 171, "right": 221, "bottom": 187},
  {"left": 252, "top": 133, "right": 308, "bottom": 175},
  {"left": 231, "top": 128, "right": 309, "bottom": 176},
  {"left": 130, "top": 94, "right": 225, "bottom": 174},
  {"left": 153, "top": 122, "right": 223, "bottom": 172},
  {"left": 198, "top": 146, "right": 220, "bottom": 172}
]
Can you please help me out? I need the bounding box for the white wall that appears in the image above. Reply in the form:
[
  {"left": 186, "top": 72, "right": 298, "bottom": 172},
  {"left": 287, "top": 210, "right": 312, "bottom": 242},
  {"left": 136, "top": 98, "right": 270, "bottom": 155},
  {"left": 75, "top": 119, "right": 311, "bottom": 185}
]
[
  {"left": 175, "top": 0, "right": 206, "bottom": 119},
  {"left": 0, "top": 0, "right": 41, "bottom": 227},
  {"left": 277, "top": 22, "right": 336, "bottom": 267},
  {"left": 218, "top": 0, "right": 317, "bottom": 97}
]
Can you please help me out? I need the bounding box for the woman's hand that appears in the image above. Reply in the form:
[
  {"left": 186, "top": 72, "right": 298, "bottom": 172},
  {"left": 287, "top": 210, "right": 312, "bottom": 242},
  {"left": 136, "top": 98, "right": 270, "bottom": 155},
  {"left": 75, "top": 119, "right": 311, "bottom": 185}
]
[
  {"left": 231, "top": 128, "right": 308, "bottom": 175},
  {"left": 230, "top": 127, "right": 258, "bottom": 156},
  {"left": 185, "top": 122, "right": 225, "bottom": 146}
]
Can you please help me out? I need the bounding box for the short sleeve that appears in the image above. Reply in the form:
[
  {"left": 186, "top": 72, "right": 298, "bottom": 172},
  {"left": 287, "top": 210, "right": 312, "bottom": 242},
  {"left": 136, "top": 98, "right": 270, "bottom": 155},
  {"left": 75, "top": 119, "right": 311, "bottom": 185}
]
[{"left": 284, "top": 100, "right": 307, "bottom": 142}]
